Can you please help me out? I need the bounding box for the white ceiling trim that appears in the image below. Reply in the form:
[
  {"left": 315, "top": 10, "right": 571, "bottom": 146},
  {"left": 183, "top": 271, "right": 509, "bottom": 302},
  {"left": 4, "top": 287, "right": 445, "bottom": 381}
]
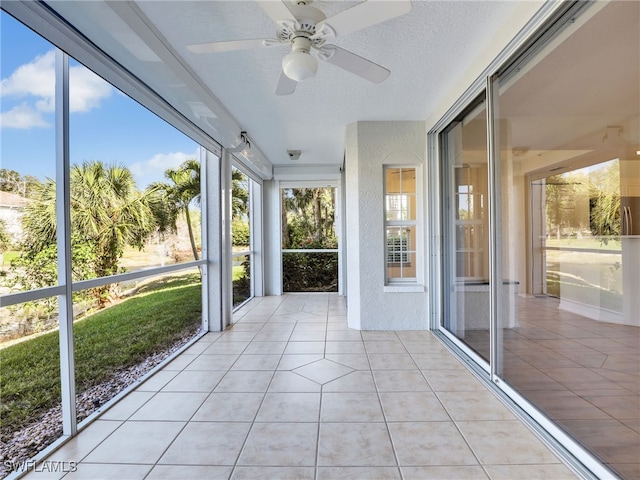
[{"left": 105, "top": 0, "right": 273, "bottom": 178}]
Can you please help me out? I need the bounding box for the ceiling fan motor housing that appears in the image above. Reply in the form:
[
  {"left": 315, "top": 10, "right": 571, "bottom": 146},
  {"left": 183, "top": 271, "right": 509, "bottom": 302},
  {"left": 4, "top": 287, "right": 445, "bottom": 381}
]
[
  {"left": 279, "top": 4, "right": 326, "bottom": 81},
  {"left": 282, "top": 37, "right": 318, "bottom": 81}
]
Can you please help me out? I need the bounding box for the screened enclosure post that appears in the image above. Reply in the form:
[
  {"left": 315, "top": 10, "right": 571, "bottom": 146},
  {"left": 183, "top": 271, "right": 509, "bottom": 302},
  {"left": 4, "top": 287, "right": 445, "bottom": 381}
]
[
  {"left": 55, "top": 49, "right": 77, "bottom": 436},
  {"left": 200, "top": 147, "right": 210, "bottom": 332},
  {"left": 220, "top": 150, "right": 233, "bottom": 327},
  {"left": 249, "top": 180, "right": 265, "bottom": 297},
  {"left": 203, "top": 149, "right": 224, "bottom": 332}
]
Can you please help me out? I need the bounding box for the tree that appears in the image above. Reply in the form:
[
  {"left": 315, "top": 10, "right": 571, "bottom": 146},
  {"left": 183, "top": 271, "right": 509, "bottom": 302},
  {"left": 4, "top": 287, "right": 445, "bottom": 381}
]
[
  {"left": 545, "top": 173, "right": 586, "bottom": 239},
  {"left": 149, "top": 159, "right": 201, "bottom": 261},
  {"left": 282, "top": 187, "right": 336, "bottom": 249},
  {"left": 0, "top": 168, "right": 40, "bottom": 197},
  {"left": 280, "top": 187, "right": 338, "bottom": 292},
  {"left": 589, "top": 161, "right": 621, "bottom": 239},
  {"left": 17, "top": 161, "right": 155, "bottom": 305},
  {"left": 0, "top": 219, "right": 10, "bottom": 254},
  {"left": 231, "top": 168, "right": 249, "bottom": 220},
  {"left": 0, "top": 219, "right": 10, "bottom": 276}
]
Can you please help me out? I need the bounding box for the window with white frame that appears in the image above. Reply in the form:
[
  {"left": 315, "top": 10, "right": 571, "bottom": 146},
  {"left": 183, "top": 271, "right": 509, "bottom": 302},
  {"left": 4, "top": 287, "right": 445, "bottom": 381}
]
[{"left": 384, "top": 166, "right": 418, "bottom": 283}]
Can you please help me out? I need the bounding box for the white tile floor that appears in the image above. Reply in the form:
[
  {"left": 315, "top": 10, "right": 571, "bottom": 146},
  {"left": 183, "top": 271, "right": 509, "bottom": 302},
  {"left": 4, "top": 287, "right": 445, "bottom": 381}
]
[{"left": 24, "top": 294, "right": 578, "bottom": 480}]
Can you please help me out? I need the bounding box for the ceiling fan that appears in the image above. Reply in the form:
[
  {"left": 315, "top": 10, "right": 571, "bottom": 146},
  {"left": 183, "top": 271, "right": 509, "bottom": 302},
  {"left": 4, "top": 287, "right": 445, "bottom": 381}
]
[{"left": 187, "top": 0, "right": 411, "bottom": 95}]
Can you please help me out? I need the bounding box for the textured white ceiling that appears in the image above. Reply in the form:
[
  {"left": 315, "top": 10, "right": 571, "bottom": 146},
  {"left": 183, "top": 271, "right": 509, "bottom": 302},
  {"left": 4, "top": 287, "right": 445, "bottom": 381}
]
[{"left": 47, "top": 1, "right": 540, "bottom": 168}]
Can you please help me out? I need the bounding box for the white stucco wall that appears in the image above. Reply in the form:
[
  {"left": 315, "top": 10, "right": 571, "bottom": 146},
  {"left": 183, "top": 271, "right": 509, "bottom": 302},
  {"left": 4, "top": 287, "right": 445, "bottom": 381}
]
[
  {"left": 263, "top": 179, "right": 282, "bottom": 296},
  {"left": 345, "top": 121, "right": 428, "bottom": 330}
]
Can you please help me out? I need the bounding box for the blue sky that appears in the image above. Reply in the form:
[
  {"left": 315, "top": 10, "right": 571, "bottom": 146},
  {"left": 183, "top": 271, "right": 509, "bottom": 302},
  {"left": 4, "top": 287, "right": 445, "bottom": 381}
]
[{"left": 1, "top": 11, "right": 198, "bottom": 189}]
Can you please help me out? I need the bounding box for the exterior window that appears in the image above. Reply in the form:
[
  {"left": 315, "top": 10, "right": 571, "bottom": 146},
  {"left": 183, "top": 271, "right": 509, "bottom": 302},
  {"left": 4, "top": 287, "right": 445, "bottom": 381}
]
[{"left": 384, "top": 167, "right": 418, "bottom": 283}]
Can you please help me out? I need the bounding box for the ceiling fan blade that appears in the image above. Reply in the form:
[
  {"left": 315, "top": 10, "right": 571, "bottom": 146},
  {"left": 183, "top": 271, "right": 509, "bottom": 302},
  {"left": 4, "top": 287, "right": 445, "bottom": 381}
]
[
  {"left": 188, "top": 38, "right": 274, "bottom": 54},
  {"left": 318, "top": 0, "right": 411, "bottom": 38},
  {"left": 318, "top": 45, "right": 390, "bottom": 84},
  {"left": 257, "top": 0, "right": 297, "bottom": 25},
  {"left": 275, "top": 70, "right": 297, "bottom": 96}
]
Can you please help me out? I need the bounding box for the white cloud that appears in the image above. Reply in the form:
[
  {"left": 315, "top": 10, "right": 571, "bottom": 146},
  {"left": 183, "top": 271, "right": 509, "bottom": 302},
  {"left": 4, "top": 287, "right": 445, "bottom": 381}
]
[
  {"left": 0, "top": 49, "right": 113, "bottom": 129},
  {"left": 0, "top": 103, "right": 51, "bottom": 129},
  {"left": 68, "top": 65, "right": 113, "bottom": 112},
  {"left": 1, "top": 51, "right": 55, "bottom": 101},
  {"left": 130, "top": 149, "right": 200, "bottom": 188}
]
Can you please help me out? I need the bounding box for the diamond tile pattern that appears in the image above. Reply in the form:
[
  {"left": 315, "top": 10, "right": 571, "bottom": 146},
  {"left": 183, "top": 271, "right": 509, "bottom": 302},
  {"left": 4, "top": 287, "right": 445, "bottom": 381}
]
[
  {"left": 24, "top": 294, "right": 578, "bottom": 480},
  {"left": 293, "top": 359, "right": 354, "bottom": 385}
]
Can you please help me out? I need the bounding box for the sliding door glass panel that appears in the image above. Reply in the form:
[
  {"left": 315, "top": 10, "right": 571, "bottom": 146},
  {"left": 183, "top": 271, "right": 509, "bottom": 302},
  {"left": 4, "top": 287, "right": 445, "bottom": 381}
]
[
  {"left": 494, "top": 3, "right": 639, "bottom": 478},
  {"left": 442, "top": 98, "right": 490, "bottom": 362}
]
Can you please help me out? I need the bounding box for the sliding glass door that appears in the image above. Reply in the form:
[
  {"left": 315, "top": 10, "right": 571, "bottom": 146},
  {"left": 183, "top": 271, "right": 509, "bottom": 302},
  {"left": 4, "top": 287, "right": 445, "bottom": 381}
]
[
  {"left": 442, "top": 98, "right": 491, "bottom": 364},
  {"left": 439, "top": 2, "right": 639, "bottom": 478}
]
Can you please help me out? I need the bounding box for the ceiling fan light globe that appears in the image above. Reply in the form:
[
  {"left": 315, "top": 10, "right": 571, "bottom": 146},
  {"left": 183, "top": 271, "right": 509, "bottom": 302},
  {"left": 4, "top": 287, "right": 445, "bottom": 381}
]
[{"left": 282, "top": 51, "right": 318, "bottom": 82}]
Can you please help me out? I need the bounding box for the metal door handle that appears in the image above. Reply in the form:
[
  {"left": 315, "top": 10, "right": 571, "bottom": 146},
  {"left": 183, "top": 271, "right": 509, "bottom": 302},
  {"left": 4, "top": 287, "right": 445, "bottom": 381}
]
[{"left": 623, "top": 206, "right": 632, "bottom": 236}]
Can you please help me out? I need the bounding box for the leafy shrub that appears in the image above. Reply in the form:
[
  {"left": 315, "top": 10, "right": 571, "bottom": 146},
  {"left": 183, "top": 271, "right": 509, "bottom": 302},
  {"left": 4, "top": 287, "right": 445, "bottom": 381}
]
[
  {"left": 232, "top": 220, "right": 250, "bottom": 247},
  {"left": 283, "top": 251, "right": 338, "bottom": 292}
]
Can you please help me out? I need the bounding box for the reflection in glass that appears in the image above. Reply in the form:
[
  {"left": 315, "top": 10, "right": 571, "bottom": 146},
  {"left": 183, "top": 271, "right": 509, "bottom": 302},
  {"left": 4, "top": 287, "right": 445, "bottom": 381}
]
[
  {"left": 385, "top": 167, "right": 417, "bottom": 282},
  {"left": 386, "top": 226, "right": 417, "bottom": 281},
  {"left": 541, "top": 160, "right": 623, "bottom": 314},
  {"left": 73, "top": 269, "right": 202, "bottom": 422},
  {"left": 442, "top": 100, "right": 490, "bottom": 362},
  {"left": 495, "top": 2, "right": 639, "bottom": 477}
]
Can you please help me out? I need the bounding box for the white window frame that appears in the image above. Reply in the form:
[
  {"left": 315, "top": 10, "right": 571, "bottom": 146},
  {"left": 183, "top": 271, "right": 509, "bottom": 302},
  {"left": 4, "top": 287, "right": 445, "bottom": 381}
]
[{"left": 383, "top": 165, "right": 422, "bottom": 286}]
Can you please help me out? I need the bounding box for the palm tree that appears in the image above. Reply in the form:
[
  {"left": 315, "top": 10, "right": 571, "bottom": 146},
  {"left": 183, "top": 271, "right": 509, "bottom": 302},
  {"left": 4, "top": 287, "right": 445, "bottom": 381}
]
[
  {"left": 231, "top": 167, "right": 249, "bottom": 220},
  {"left": 281, "top": 187, "right": 336, "bottom": 248},
  {"left": 150, "top": 159, "right": 201, "bottom": 261},
  {"left": 20, "top": 161, "right": 155, "bottom": 305}
]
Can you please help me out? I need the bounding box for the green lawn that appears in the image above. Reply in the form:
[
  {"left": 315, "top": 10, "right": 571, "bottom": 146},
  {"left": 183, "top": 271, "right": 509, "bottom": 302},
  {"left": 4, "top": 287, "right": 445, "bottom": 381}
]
[
  {"left": 233, "top": 264, "right": 245, "bottom": 281},
  {"left": 0, "top": 272, "right": 202, "bottom": 435},
  {"left": 1, "top": 250, "right": 20, "bottom": 263}
]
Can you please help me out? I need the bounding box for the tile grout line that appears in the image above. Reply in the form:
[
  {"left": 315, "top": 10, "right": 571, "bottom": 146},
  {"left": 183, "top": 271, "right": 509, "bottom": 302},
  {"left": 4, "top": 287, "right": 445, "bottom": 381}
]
[
  {"left": 363, "top": 331, "right": 404, "bottom": 478},
  {"left": 229, "top": 308, "right": 286, "bottom": 479}
]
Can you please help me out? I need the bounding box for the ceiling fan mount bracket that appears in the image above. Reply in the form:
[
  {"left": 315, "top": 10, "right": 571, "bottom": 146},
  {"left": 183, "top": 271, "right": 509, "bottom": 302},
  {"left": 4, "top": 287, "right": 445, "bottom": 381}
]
[{"left": 276, "top": 4, "right": 327, "bottom": 48}]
